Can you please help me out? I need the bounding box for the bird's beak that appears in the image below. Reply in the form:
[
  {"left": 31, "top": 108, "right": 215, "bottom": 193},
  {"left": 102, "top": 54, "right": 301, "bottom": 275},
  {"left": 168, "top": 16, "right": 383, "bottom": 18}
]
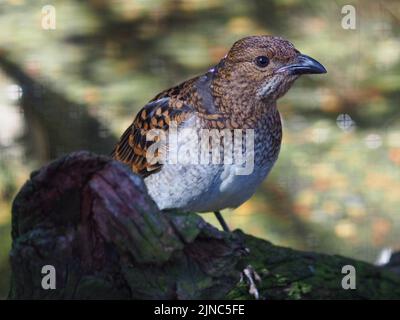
[{"left": 277, "top": 54, "right": 327, "bottom": 75}]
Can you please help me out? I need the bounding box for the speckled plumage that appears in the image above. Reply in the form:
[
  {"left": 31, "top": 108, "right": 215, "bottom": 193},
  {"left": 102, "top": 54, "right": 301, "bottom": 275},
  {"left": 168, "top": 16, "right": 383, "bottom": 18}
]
[{"left": 112, "top": 35, "right": 326, "bottom": 214}]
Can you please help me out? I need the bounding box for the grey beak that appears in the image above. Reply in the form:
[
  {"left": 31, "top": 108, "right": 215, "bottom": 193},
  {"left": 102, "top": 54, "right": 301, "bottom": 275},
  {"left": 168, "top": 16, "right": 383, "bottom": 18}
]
[{"left": 277, "top": 54, "right": 327, "bottom": 75}]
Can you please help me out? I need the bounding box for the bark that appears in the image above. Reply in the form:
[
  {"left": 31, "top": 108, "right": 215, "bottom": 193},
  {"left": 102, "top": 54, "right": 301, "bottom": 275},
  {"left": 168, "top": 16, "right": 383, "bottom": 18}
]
[{"left": 8, "top": 152, "right": 400, "bottom": 299}]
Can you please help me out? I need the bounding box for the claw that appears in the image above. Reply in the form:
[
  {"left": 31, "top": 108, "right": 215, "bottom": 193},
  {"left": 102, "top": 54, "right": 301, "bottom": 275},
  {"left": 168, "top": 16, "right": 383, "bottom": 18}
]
[{"left": 241, "top": 264, "right": 262, "bottom": 300}]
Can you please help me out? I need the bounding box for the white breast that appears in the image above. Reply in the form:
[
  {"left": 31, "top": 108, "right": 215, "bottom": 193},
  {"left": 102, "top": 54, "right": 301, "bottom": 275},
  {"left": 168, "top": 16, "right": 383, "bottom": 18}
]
[
  {"left": 197, "top": 161, "right": 274, "bottom": 212},
  {"left": 145, "top": 159, "right": 275, "bottom": 213},
  {"left": 144, "top": 114, "right": 280, "bottom": 213}
]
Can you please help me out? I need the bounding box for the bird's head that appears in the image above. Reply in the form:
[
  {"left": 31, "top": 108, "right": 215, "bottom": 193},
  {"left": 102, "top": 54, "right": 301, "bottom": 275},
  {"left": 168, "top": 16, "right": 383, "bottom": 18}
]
[{"left": 217, "top": 35, "right": 326, "bottom": 102}]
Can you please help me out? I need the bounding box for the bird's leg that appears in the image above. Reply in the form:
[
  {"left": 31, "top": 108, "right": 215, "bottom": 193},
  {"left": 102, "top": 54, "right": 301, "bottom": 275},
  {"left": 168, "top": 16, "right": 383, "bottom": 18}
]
[
  {"left": 212, "top": 212, "right": 261, "bottom": 299},
  {"left": 240, "top": 264, "right": 262, "bottom": 299},
  {"left": 214, "top": 211, "right": 230, "bottom": 232}
]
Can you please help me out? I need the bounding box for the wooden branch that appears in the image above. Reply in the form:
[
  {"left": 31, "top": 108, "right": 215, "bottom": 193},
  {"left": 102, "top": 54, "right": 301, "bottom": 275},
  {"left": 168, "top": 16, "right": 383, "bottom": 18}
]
[{"left": 8, "top": 152, "right": 400, "bottom": 299}]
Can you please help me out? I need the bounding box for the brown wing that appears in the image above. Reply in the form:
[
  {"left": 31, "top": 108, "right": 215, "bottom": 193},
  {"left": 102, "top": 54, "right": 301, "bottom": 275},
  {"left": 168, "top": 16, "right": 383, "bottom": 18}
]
[{"left": 112, "top": 98, "right": 194, "bottom": 178}]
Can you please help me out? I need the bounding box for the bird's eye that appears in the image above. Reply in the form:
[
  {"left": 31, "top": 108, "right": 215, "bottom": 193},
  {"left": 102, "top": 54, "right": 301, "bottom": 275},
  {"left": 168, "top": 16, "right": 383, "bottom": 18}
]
[{"left": 255, "top": 56, "right": 269, "bottom": 68}]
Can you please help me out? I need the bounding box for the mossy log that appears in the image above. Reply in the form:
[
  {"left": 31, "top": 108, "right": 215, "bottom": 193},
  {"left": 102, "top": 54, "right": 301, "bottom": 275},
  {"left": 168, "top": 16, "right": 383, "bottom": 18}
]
[{"left": 8, "top": 151, "right": 400, "bottom": 299}]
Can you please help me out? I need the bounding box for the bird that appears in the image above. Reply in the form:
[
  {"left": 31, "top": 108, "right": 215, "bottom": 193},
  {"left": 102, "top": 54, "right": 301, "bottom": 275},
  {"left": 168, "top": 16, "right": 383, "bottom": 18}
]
[
  {"left": 112, "top": 35, "right": 326, "bottom": 229},
  {"left": 112, "top": 35, "right": 326, "bottom": 298}
]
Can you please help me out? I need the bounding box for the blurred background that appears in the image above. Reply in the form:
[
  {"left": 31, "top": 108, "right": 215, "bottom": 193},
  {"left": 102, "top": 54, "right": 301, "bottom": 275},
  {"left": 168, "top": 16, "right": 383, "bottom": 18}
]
[{"left": 0, "top": 0, "right": 399, "bottom": 298}]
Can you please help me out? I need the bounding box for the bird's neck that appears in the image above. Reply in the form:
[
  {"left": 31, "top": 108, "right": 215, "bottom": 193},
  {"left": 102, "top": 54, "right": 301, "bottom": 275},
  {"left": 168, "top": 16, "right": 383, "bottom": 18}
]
[
  {"left": 210, "top": 73, "right": 279, "bottom": 128},
  {"left": 192, "top": 59, "right": 280, "bottom": 129}
]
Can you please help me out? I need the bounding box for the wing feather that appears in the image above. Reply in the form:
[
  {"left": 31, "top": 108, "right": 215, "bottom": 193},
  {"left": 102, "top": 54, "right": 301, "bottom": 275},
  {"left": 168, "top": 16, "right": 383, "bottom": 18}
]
[{"left": 112, "top": 98, "right": 194, "bottom": 177}]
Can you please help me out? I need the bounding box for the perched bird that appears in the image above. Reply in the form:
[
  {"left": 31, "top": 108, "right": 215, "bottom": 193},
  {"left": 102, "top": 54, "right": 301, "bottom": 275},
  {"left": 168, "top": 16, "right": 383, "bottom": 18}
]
[
  {"left": 113, "top": 35, "right": 326, "bottom": 231},
  {"left": 112, "top": 35, "right": 326, "bottom": 298}
]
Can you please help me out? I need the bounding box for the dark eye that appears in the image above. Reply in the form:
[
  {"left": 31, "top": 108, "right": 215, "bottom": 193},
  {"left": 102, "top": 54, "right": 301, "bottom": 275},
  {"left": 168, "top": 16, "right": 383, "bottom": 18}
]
[{"left": 255, "top": 56, "right": 269, "bottom": 68}]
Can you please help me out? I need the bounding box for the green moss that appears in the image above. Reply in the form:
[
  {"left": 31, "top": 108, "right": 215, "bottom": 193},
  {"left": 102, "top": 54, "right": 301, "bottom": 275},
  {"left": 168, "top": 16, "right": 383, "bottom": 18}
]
[
  {"left": 226, "top": 231, "right": 400, "bottom": 299},
  {"left": 287, "top": 282, "right": 312, "bottom": 300}
]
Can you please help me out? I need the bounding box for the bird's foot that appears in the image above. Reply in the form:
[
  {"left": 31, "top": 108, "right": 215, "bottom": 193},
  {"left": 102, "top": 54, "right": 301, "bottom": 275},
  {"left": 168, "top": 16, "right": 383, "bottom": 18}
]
[{"left": 240, "top": 264, "right": 262, "bottom": 300}]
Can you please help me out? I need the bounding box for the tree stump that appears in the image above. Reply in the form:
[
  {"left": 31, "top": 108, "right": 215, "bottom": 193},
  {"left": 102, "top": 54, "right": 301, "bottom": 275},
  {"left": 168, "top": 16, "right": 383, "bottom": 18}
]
[{"left": 8, "top": 151, "right": 400, "bottom": 299}]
